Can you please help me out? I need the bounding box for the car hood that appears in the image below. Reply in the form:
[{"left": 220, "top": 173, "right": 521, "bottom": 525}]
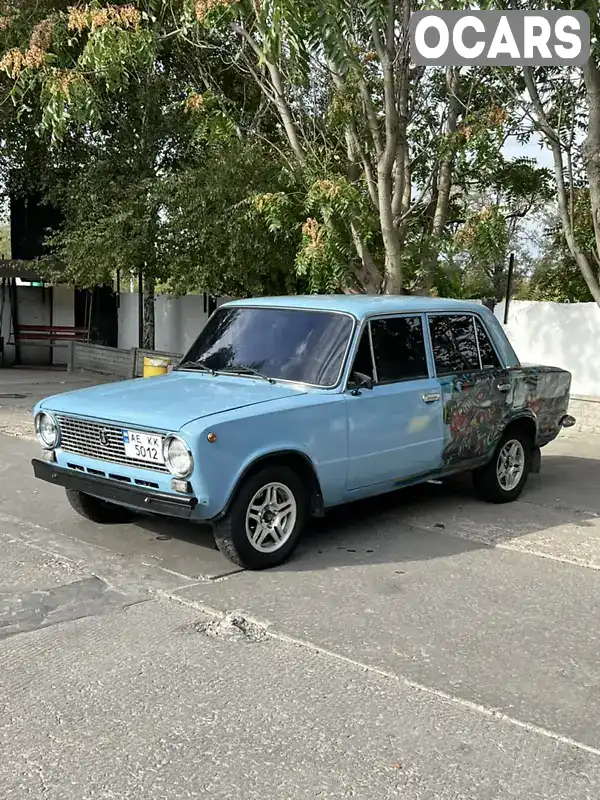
[{"left": 39, "top": 372, "right": 309, "bottom": 431}]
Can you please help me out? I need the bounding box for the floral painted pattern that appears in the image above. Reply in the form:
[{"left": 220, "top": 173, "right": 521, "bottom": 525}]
[{"left": 441, "top": 365, "right": 571, "bottom": 467}]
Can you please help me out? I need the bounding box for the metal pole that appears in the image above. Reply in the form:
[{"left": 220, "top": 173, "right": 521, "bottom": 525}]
[
  {"left": 138, "top": 269, "right": 143, "bottom": 348},
  {"left": 0, "top": 277, "right": 5, "bottom": 367},
  {"left": 10, "top": 278, "right": 20, "bottom": 365},
  {"left": 503, "top": 252, "right": 515, "bottom": 325},
  {"left": 48, "top": 284, "right": 53, "bottom": 366}
]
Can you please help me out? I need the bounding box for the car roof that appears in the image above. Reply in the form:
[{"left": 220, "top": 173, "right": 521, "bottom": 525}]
[{"left": 223, "top": 294, "right": 488, "bottom": 320}]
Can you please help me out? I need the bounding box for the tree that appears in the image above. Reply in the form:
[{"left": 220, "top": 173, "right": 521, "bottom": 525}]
[
  {"left": 495, "top": 0, "right": 600, "bottom": 307},
  {"left": 156, "top": 136, "right": 305, "bottom": 297},
  {"left": 527, "top": 189, "right": 599, "bottom": 303},
  {"left": 0, "top": 1, "right": 293, "bottom": 344},
  {"left": 199, "top": 0, "right": 524, "bottom": 294},
  {"left": 445, "top": 157, "right": 553, "bottom": 300},
  {"left": 0, "top": 2, "right": 161, "bottom": 344},
  {"left": 0, "top": 1, "right": 555, "bottom": 305}
]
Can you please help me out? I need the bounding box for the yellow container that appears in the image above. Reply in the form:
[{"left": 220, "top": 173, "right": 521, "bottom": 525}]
[{"left": 143, "top": 356, "right": 170, "bottom": 378}]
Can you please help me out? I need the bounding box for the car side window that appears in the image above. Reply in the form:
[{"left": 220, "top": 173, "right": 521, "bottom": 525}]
[
  {"left": 349, "top": 329, "right": 375, "bottom": 382},
  {"left": 475, "top": 317, "right": 501, "bottom": 369},
  {"left": 370, "top": 316, "right": 429, "bottom": 383},
  {"left": 429, "top": 315, "right": 480, "bottom": 375}
]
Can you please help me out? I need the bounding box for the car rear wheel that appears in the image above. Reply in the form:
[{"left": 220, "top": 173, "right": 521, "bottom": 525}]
[
  {"left": 65, "top": 488, "right": 135, "bottom": 524},
  {"left": 213, "top": 465, "right": 308, "bottom": 570},
  {"left": 472, "top": 428, "right": 533, "bottom": 504}
]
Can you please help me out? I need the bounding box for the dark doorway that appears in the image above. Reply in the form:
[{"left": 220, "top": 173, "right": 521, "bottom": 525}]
[{"left": 75, "top": 286, "right": 118, "bottom": 347}]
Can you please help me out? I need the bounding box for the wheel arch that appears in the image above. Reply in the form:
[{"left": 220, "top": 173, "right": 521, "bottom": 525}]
[
  {"left": 211, "top": 449, "right": 325, "bottom": 522},
  {"left": 503, "top": 412, "right": 538, "bottom": 445}
]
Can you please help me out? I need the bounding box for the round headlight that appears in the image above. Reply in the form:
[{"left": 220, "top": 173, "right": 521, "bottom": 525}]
[
  {"left": 35, "top": 411, "right": 59, "bottom": 449},
  {"left": 163, "top": 435, "right": 193, "bottom": 478}
]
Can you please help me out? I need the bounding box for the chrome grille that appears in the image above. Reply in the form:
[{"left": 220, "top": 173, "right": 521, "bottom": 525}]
[{"left": 56, "top": 415, "right": 169, "bottom": 473}]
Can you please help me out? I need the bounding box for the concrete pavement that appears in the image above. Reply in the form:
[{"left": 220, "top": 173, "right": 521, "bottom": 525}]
[
  {"left": 0, "top": 366, "right": 117, "bottom": 440},
  {"left": 1, "top": 375, "right": 600, "bottom": 798}
]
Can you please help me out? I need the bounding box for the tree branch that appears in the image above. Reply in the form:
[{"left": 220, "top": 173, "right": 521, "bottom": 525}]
[
  {"left": 359, "top": 80, "right": 383, "bottom": 158},
  {"left": 328, "top": 63, "right": 379, "bottom": 209},
  {"left": 350, "top": 222, "right": 383, "bottom": 293},
  {"left": 392, "top": 0, "right": 411, "bottom": 218},
  {"left": 231, "top": 22, "right": 307, "bottom": 168}
]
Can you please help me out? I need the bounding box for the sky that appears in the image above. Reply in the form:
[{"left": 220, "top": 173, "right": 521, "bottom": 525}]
[
  {"left": 502, "top": 132, "right": 554, "bottom": 169},
  {"left": 501, "top": 132, "right": 558, "bottom": 258}
]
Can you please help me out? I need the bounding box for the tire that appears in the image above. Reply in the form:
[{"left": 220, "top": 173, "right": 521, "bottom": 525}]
[
  {"left": 65, "top": 488, "right": 135, "bottom": 524},
  {"left": 472, "top": 428, "right": 533, "bottom": 504},
  {"left": 213, "top": 465, "right": 308, "bottom": 570}
]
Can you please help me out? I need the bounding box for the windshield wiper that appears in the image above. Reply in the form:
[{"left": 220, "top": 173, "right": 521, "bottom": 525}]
[
  {"left": 176, "top": 360, "right": 216, "bottom": 375},
  {"left": 220, "top": 365, "right": 277, "bottom": 384}
]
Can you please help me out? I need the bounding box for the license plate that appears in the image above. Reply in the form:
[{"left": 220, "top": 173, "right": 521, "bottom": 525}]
[{"left": 122, "top": 430, "right": 164, "bottom": 464}]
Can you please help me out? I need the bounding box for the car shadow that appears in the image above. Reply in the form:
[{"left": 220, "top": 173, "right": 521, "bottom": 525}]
[
  {"left": 135, "top": 515, "right": 217, "bottom": 551},
  {"left": 130, "top": 452, "right": 600, "bottom": 573}
]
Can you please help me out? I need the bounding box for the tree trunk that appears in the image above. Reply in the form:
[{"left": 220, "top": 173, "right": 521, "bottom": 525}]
[
  {"left": 379, "top": 187, "right": 403, "bottom": 294},
  {"left": 350, "top": 223, "right": 383, "bottom": 293},
  {"left": 524, "top": 64, "right": 600, "bottom": 307},
  {"left": 142, "top": 275, "right": 155, "bottom": 350},
  {"left": 549, "top": 141, "right": 600, "bottom": 306},
  {"left": 583, "top": 58, "right": 600, "bottom": 305},
  {"left": 416, "top": 67, "right": 461, "bottom": 295}
]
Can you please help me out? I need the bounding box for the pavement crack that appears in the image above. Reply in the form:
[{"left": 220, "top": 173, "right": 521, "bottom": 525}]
[{"left": 164, "top": 590, "right": 600, "bottom": 758}]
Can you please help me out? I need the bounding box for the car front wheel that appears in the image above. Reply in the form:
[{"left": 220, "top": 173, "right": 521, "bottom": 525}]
[
  {"left": 65, "top": 489, "right": 135, "bottom": 524},
  {"left": 213, "top": 465, "right": 308, "bottom": 570},
  {"left": 472, "top": 428, "right": 533, "bottom": 504}
]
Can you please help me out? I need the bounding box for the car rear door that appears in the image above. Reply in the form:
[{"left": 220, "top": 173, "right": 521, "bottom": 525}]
[
  {"left": 345, "top": 314, "right": 445, "bottom": 491},
  {"left": 426, "top": 312, "right": 511, "bottom": 470}
]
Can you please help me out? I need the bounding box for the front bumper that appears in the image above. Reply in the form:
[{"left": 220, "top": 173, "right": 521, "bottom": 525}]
[{"left": 32, "top": 459, "right": 198, "bottom": 520}]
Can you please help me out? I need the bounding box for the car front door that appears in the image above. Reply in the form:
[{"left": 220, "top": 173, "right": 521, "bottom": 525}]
[
  {"left": 345, "top": 314, "right": 445, "bottom": 491},
  {"left": 427, "top": 312, "right": 511, "bottom": 470}
]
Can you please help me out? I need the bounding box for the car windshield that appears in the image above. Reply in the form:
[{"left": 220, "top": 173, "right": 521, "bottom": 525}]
[{"left": 178, "top": 306, "right": 354, "bottom": 387}]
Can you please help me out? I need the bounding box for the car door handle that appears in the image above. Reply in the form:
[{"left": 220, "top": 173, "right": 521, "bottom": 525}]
[
  {"left": 497, "top": 383, "right": 511, "bottom": 393},
  {"left": 422, "top": 392, "right": 441, "bottom": 404}
]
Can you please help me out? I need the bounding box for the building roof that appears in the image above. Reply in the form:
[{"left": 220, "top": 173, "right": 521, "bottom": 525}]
[
  {"left": 0, "top": 259, "right": 43, "bottom": 281},
  {"left": 225, "top": 294, "right": 487, "bottom": 319}
]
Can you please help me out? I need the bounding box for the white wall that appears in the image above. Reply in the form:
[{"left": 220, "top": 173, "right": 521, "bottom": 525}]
[
  {"left": 155, "top": 295, "right": 210, "bottom": 354},
  {"left": 51, "top": 285, "right": 75, "bottom": 366},
  {"left": 495, "top": 300, "right": 600, "bottom": 398},
  {"left": 118, "top": 292, "right": 139, "bottom": 351},
  {"left": 118, "top": 293, "right": 230, "bottom": 354}
]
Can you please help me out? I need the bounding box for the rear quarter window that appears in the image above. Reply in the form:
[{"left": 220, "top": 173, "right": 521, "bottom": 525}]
[
  {"left": 475, "top": 317, "right": 501, "bottom": 369},
  {"left": 428, "top": 315, "right": 480, "bottom": 375}
]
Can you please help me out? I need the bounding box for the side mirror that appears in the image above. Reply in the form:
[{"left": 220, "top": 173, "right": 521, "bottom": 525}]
[{"left": 350, "top": 371, "right": 374, "bottom": 395}]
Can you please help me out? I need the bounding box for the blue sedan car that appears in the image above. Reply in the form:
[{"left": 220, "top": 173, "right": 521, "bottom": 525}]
[{"left": 32, "top": 295, "right": 574, "bottom": 569}]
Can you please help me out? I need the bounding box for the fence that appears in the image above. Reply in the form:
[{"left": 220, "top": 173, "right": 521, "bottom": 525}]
[
  {"left": 68, "top": 341, "right": 183, "bottom": 379},
  {"left": 496, "top": 299, "right": 600, "bottom": 434}
]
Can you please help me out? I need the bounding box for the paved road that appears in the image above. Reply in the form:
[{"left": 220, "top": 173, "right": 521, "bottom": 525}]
[
  {"left": 0, "top": 366, "right": 116, "bottom": 440},
  {"left": 2, "top": 421, "right": 600, "bottom": 798}
]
